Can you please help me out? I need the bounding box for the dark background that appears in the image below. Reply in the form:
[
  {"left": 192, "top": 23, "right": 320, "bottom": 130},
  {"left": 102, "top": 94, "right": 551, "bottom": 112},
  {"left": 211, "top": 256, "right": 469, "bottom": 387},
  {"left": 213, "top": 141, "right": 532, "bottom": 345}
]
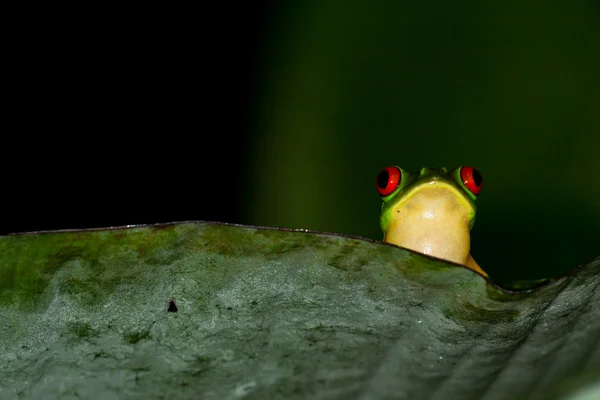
[
  {"left": 4, "top": 4, "right": 270, "bottom": 233},
  {"left": 5, "top": 3, "right": 599, "bottom": 283}
]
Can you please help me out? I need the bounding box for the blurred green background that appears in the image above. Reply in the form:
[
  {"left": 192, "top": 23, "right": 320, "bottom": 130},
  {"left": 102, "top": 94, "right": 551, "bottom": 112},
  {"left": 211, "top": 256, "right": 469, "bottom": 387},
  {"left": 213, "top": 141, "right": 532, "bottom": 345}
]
[
  {"left": 7, "top": 2, "right": 597, "bottom": 284},
  {"left": 242, "top": 2, "right": 600, "bottom": 282}
]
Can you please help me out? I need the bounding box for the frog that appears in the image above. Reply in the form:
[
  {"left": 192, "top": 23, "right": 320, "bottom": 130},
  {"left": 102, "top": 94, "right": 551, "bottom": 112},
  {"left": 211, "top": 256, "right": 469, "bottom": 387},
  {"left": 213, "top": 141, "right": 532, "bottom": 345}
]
[{"left": 376, "top": 166, "right": 487, "bottom": 277}]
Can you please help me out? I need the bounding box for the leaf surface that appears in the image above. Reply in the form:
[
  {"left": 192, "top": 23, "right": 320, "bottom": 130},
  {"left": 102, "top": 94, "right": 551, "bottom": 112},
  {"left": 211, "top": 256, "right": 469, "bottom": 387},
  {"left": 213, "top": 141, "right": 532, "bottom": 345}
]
[{"left": 0, "top": 222, "right": 598, "bottom": 400}]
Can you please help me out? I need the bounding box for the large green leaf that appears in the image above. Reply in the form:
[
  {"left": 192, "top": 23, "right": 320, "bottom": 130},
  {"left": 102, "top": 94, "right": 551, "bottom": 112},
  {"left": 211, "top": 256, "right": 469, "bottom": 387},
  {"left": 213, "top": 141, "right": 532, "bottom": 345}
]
[{"left": 0, "top": 222, "right": 598, "bottom": 399}]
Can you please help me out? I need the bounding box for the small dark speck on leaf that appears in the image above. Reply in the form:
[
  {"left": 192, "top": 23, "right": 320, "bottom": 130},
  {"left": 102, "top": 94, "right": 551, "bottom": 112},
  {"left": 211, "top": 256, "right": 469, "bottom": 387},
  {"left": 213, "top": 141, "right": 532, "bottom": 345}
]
[
  {"left": 251, "top": 300, "right": 258, "bottom": 306},
  {"left": 168, "top": 298, "right": 178, "bottom": 313}
]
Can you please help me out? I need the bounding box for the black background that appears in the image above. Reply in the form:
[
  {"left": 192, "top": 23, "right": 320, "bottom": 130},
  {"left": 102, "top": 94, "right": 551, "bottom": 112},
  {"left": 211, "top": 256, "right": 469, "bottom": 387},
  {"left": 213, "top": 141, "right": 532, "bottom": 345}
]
[{"left": 3, "top": 4, "right": 274, "bottom": 235}]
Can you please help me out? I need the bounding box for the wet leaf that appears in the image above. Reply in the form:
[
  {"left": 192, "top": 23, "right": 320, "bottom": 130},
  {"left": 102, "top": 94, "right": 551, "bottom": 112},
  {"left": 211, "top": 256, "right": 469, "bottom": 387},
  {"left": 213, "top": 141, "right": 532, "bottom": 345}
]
[{"left": 0, "top": 222, "right": 598, "bottom": 400}]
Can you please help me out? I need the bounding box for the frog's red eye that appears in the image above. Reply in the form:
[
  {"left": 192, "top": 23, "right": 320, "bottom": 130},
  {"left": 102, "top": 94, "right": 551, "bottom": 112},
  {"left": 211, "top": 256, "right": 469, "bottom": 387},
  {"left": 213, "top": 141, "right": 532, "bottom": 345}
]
[
  {"left": 376, "top": 166, "right": 401, "bottom": 196},
  {"left": 460, "top": 166, "right": 483, "bottom": 196}
]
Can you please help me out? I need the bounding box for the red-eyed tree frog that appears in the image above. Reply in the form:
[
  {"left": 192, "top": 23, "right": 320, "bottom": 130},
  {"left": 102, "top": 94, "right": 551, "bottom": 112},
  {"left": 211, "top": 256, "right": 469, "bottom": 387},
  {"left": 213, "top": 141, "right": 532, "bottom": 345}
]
[{"left": 376, "top": 166, "right": 487, "bottom": 277}]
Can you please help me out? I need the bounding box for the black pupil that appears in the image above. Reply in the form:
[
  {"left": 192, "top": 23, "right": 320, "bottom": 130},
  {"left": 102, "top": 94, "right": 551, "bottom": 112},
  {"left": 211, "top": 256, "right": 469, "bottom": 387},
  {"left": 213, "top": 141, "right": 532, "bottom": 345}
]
[
  {"left": 472, "top": 169, "right": 482, "bottom": 187},
  {"left": 377, "top": 170, "right": 390, "bottom": 189}
]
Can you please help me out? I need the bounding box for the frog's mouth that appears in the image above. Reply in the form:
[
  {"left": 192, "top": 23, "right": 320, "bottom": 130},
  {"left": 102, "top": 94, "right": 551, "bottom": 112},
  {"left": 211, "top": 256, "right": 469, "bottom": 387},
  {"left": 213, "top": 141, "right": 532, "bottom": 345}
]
[
  {"left": 396, "top": 179, "right": 476, "bottom": 226},
  {"left": 383, "top": 181, "right": 475, "bottom": 266}
]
